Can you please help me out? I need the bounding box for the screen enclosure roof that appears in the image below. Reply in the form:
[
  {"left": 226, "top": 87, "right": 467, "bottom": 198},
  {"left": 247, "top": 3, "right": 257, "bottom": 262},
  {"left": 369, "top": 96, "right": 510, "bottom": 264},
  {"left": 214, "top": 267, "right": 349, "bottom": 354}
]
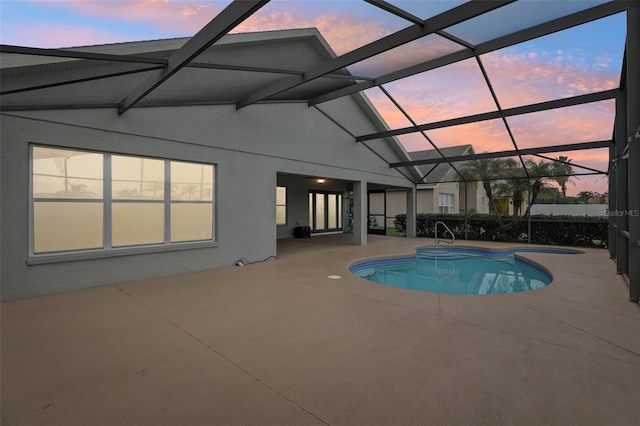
[{"left": 0, "top": 0, "right": 631, "bottom": 195}]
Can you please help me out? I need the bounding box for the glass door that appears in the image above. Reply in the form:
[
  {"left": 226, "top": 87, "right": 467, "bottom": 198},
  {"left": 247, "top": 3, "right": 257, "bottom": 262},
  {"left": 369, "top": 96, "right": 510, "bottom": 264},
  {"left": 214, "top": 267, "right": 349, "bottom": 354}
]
[
  {"left": 309, "top": 191, "right": 342, "bottom": 233},
  {"left": 368, "top": 191, "right": 386, "bottom": 235}
]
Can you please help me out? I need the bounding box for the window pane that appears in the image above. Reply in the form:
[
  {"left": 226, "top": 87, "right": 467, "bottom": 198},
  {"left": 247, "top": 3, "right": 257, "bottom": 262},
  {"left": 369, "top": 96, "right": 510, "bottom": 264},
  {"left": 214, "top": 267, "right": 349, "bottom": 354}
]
[
  {"left": 33, "top": 202, "right": 102, "bottom": 252},
  {"left": 171, "top": 204, "right": 213, "bottom": 242},
  {"left": 112, "top": 203, "right": 164, "bottom": 247},
  {"left": 171, "top": 161, "right": 213, "bottom": 201},
  {"left": 309, "top": 193, "right": 313, "bottom": 229},
  {"left": 315, "top": 194, "right": 325, "bottom": 231},
  {"left": 328, "top": 194, "right": 337, "bottom": 229},
  {"left": 276, "top": 186, "right": 286, "bottom": 205},
  {"left": 33, "top": 147, "right": 103, "bottom": 198},
  {"left": 276, "top": 206, "right": 286, "bottom": 225},
  {"left": 276, "top": 186, "right": 286, "bottom": 225},
  {"left": 112, "top": 156, "right": 164, "bottom": 200}
]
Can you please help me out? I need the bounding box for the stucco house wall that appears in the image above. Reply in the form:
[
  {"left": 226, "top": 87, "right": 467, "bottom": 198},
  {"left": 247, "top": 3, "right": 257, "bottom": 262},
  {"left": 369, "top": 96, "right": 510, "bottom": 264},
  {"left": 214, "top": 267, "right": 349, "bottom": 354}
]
[{"left": 1, "top": 97, "right": 412, "bottom": 300}]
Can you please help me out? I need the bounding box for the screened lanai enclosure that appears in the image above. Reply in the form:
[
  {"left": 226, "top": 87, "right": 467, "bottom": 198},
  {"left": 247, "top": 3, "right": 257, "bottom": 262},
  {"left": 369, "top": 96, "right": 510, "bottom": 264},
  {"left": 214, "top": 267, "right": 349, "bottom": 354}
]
[{"left": 1, "top": 0, "right": 638, "bottom": 302}]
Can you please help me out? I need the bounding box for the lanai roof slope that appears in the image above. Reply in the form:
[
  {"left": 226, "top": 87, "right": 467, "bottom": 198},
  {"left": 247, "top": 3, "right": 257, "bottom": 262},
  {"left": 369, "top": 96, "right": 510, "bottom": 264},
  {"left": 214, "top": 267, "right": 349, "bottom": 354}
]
[
  {"left": 0, "top": 28, "right": 423, "bottom": 182},
  {"left": 0, "top": 29, "right": 354, "bottom": 109},
  {"left": 410, "top": 144, "right": 475, "bottom": 187}
]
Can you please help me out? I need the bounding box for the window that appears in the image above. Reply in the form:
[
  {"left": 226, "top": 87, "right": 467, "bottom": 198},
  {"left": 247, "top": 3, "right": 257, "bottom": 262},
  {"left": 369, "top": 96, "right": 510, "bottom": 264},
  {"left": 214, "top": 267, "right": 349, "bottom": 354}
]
[
  {"left": 276, "top": 186, "right": 287, "bottom": 225},
  {"left": 438, "top": 193, "right": 454, "bottom": 214},
  {"left": 31, "top": 146, "right": 215, "bottom": 255}
]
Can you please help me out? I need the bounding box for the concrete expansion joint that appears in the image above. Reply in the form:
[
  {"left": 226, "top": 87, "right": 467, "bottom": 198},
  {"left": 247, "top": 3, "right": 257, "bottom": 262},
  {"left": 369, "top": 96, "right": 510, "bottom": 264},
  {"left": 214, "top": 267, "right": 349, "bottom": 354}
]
[{"left": 112, "top": 285, "right": 330, "bottom": 425}]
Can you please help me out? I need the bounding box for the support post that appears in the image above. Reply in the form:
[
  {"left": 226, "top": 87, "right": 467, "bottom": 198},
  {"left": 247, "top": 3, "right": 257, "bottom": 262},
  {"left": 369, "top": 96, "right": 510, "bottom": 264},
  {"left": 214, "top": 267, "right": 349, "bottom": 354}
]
[
  {"left": 627, "top": 0, "right": 639, "bottom": 302},
  {"left": 615, "top": 93, "right": 628, "bottom": 277},
  {"left": 608, "top": 125, "right": 616, "bottom": 260},
  {"left": 464, "top": 183, "right": 469, "bottom": 240},
  {"left": 406, "top": 186, "right": 417, "bottom": 238},
  {"left": 353, "top": 180, "right": 368, "bottom": 246}
]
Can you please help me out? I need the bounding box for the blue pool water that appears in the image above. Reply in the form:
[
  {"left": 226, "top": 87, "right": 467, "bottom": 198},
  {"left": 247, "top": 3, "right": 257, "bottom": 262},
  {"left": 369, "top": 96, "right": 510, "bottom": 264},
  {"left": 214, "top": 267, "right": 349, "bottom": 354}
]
[{"left": 350, "top": 246, "right": 579, "bottom": 295}]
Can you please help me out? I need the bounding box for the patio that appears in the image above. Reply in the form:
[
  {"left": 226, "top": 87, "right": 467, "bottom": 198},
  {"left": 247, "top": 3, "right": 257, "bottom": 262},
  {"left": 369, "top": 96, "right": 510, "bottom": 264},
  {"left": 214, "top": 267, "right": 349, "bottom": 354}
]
[{"left": 2, "top": 234, "right": 639, "bottom": 425}]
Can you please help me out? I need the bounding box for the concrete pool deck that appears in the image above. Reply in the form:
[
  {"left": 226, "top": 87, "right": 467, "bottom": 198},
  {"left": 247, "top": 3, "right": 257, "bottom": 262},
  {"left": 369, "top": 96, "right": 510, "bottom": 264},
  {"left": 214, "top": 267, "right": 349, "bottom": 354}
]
[{"left": 2, "top": 235, "right": 639, "bottom": 425}]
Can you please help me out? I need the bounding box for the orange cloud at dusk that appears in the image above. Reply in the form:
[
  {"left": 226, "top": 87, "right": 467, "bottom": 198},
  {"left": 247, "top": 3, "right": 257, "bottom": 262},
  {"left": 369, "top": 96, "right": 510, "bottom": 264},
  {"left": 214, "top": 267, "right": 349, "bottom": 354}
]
[
  {"left": 64, "top": 0, "right": 222, "bottom": 34},
  {"left": 348, "top": 34, "right": 463, "bottom": 78},
  {"left": 481, "top": 50, "right": 620, "bottom": 109},
  {"left": 234, "top": 5, "right": 393, "bottom": 56}
]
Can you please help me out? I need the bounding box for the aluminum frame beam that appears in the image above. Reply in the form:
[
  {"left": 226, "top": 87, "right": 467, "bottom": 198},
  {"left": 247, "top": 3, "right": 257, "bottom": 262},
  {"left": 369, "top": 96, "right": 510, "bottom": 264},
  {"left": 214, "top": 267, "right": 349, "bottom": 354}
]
[
  {"left": 365, "top": 0, "right": 476, "bottom": 49},
  {"left": 0, "top": 55, "right": 369, "bottom": 97},
  {"left": 422, "top": 171, "right": 605, "bottom": 185},
  {"left": 309, "top": 1, "right": 630, "bottom": 106},
  {"left": 626, "top": 0, "right": 640, "bottom": 302},
  {"left": 357, "top": 89, "right": 618, "bottom": 142},
  {"left": 0, "top": 44, "right": 167, "bottom": 65},
  {"left": 389, "top": 140, "right": 611, "bottom": 168},
  {"left": 235, "top": 0, "right": 515, "bottom": 109},
  {"left": 1, "top": 64, "right": 163, "bottom": 95},
  {"left": 117, "top": 0, "right": 269, "bottom": 115}
]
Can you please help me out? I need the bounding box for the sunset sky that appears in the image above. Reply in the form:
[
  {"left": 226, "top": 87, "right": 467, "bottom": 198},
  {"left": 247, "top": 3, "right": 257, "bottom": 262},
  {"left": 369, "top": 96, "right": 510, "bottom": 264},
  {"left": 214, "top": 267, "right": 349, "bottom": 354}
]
[{"left": 0, "top": 0, "right": 628, "bottom": 196}]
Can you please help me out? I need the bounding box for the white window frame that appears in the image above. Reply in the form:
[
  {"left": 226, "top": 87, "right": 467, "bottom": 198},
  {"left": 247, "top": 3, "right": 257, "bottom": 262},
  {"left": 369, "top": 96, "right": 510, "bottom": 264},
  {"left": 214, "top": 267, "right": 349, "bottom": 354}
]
[
  {"left": 276, "top": 186, "right": 287, "bottom": 225},
  {"left": 438, "top": 193, "right": 455, "bottom": 214},
  {"left": 29, "top": 145, "right": 217, "bottom": 263}
]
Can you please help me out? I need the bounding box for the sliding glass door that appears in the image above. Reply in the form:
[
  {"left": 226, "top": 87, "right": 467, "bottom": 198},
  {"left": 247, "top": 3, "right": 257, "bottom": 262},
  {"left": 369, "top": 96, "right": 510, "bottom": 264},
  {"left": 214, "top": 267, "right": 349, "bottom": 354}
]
[{"left": 309, "top": 191, "right": 342, "bottom": 233}]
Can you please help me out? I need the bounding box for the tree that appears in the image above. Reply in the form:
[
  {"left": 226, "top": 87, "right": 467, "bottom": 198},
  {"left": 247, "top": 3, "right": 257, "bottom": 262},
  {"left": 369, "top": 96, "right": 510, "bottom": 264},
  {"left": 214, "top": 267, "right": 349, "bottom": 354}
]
[
  {"left": 577, "top": 191, "right": 594, "bottom": 204},
  {"left": 524, "top": 159, "right": 555, "bottom": 216},
  {"left": 459, "top": 157, "right": 515, "bottom": 215},
  {"left": 551, "top": 156, "right": 575, "bottom": 196},
  {"left": 494, "top": 166, "right": 529, "bottom": 217}
]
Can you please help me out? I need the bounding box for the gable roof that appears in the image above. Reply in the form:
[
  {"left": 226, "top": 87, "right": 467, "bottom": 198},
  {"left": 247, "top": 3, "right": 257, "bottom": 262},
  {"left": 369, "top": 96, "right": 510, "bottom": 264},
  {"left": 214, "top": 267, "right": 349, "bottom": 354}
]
[
  {"left": 410, "top": 144, "right": 474, "bottom": 186},
  {"left": 0, "top": 29, "right": 354, "bottom": 110}
]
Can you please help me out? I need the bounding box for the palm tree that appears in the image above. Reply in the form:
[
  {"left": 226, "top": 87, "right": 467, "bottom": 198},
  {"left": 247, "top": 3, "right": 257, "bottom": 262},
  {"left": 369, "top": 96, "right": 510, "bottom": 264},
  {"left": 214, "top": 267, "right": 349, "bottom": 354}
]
[
  {"left": 494, "top": 166, "right": 529, "bottom": 217},
  {"left": 459, "top": 157, "right": 514, "bottom": 215},
  {"left": 551, "top": 156, "right": 575, "bottom": 196},
  {"left": 524, "top": 159, "right": 555, "bottom": 216}
]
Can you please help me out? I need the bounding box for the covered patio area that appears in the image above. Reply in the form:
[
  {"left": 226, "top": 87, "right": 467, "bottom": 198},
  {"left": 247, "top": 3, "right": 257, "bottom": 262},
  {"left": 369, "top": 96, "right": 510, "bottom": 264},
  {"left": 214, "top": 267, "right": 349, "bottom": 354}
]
[{"left": 2, "top": 235, "right": 638, "bottom": 425}]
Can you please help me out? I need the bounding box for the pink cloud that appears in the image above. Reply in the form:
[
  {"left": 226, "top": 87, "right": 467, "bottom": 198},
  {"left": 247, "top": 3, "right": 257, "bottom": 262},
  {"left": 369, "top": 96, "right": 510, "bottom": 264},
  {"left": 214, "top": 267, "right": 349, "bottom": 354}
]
[
  {"left": 481, "top": 50, "right": 620, "bottom": 109},
  {"left": 507, "top": 100, "right": 615, "bottom": 148},
  {"left": 49, "top": 0, "right": 396, "bottom": 54},
  {"left": 381, "top": 58, "right": 497, "bottom": 125},
  {"left": 348, "top": 35, "right": 463, "bottom": 77},
  {"left": 59, "top": 0, "right": 222, "bottom": 34},
  {"left": 234, "top": 6, "right": 391, "bottom": 56}
]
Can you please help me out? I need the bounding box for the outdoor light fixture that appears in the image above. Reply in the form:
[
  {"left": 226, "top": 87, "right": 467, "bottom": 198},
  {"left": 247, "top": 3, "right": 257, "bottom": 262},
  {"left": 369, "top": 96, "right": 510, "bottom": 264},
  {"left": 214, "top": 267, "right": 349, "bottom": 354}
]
[{"left": 317, "top": 178, "right": 325, "bottom": 184}]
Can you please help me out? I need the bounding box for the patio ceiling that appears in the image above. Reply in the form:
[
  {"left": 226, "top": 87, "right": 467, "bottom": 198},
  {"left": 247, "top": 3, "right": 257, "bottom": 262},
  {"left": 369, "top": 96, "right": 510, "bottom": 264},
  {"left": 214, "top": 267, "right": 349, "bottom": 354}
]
[{"left": 0, "top": 0, "right": 631, "bottom": 193}]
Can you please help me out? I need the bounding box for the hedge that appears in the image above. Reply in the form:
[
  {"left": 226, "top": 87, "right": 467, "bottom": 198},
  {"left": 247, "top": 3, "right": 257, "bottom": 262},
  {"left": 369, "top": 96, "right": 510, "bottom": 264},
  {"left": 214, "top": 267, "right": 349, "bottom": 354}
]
[{"left": 393, "top": 213, "right": 608, "bottom": 248}]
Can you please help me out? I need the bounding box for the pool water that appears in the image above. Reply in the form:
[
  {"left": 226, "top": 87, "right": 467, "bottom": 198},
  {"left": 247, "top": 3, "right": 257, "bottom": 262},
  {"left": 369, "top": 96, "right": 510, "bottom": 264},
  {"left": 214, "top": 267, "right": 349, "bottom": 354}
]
[{"left": 349, "top": 247, "right": 576, "bottom": 295}]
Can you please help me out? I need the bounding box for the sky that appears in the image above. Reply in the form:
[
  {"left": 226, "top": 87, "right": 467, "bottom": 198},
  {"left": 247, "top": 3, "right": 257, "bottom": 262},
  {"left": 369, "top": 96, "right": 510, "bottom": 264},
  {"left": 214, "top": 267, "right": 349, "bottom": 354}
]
[{"left": 0, "top": 0, "right": 628, "bottom": 196}]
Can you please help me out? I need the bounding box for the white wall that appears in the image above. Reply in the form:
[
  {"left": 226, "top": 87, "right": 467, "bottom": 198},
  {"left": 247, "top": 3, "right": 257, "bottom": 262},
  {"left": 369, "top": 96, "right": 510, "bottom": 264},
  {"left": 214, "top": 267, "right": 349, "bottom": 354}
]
[
  {"left": 1, "top": 99, "right": 412, "bottom": 300},
  {"left": 530, "top": 204, "right": 607, "bottom": 216}
]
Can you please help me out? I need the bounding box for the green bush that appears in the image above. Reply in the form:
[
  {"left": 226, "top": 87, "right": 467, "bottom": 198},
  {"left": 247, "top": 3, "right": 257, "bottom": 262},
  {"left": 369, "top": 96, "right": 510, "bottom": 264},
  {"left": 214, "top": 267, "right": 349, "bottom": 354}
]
[{"left": 393, "top": 213, "right": 608, "bottom": 248}]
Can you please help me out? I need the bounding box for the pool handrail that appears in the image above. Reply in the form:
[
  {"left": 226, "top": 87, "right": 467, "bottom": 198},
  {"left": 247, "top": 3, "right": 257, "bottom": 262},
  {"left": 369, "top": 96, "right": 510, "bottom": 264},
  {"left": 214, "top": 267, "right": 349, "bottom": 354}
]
[{"left": 435, "top": 221, "right": 455, "bottom": 245}]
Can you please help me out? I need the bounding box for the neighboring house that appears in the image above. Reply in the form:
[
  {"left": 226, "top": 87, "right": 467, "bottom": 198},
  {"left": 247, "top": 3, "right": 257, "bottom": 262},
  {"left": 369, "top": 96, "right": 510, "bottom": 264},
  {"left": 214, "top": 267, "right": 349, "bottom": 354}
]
[
  {"left": 385, "top": 145, "right": 489, "bottom": 226},
  {"left": 0, "top": 29, "right": 422, "bottom": 300}
]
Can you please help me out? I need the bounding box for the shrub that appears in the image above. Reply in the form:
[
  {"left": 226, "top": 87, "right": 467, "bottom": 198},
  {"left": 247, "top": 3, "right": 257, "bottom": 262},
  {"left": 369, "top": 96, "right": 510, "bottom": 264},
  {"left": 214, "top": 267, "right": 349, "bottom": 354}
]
[{"left": 393, "top": 213, "right": 608, "bottom": 248}]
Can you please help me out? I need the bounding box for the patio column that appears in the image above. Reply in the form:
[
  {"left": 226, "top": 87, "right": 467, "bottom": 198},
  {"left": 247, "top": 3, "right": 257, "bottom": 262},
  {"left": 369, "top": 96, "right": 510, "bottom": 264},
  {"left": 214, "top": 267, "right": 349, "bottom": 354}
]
[
  {"left": 352, "top": 180, "right": 367, "bottom": 246},
  {"left": 627, "top": 0, "right": 639, "bottom": 302},
  {"left": 614, "top": 93, "right": 627, "bottom": 276},
  {"left": 405, "top": 186, "right": 417, "bottom": 238}
]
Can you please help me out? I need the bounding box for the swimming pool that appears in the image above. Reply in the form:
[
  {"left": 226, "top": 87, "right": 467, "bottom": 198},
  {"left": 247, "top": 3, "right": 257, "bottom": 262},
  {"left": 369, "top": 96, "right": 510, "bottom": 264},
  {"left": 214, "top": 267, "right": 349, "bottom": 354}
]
[{"left": 349, "top": 246, "right": 580, "bottom": 295}]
